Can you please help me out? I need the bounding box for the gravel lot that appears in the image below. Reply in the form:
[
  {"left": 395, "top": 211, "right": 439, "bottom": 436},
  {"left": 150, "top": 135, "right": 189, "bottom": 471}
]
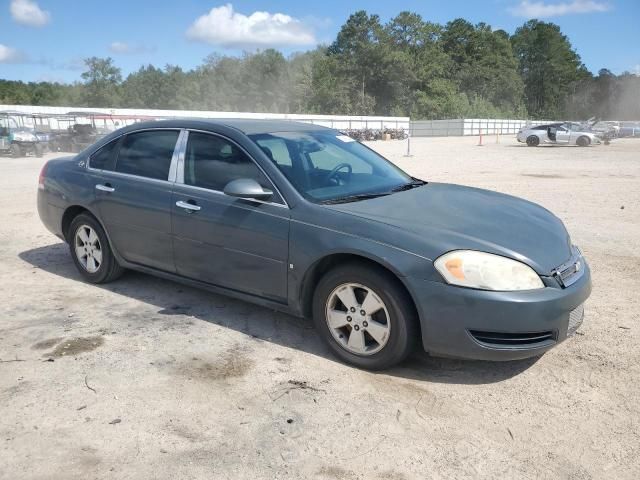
[{"left": 1, "top": 136, "right": 638, "bottom": 479}]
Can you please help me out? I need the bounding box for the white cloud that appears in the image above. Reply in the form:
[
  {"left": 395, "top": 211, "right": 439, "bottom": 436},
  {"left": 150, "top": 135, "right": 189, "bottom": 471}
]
[
  {"left": 109, "top": 42, "right": 131, "bottom": 54},
  {"left": 0, "top": 44, "right": 24, "bottom": 63},
  {"left": 186, "top": 3, "right": 316, "bottom": 48},
  {"left": 509, "top": 0, "right": 611, "bottom": 18},
  {"left": 108, "top": 42, "right": 155, "bottom": 55},
  {"left": 10, "top": 0, "right": 51, "bottom": 27}
]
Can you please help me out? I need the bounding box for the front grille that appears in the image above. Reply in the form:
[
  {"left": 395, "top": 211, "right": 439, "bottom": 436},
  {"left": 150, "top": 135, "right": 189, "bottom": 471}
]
[
  {"left": 553, "top": 248, "right": 585, "bottom": 288},
  {"left": 567, "top": 304, "right": 584, "bottom": 336},
  {"left": 469, "top": 330, "right": 555, "bottom": 348}
]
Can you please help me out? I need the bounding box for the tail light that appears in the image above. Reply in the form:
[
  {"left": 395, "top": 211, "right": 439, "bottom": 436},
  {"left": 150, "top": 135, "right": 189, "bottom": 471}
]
[{"left": 38, "top": 162, "right": 48, "bottom": 190}]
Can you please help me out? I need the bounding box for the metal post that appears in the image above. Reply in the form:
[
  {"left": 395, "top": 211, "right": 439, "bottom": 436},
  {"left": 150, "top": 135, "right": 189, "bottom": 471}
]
[{"left": 404, "top": 133, "right": 413, "bottom": 157}]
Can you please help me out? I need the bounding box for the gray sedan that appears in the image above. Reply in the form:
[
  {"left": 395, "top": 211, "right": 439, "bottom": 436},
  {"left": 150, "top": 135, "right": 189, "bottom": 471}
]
[{"left": 37, "top": 119, "right": 591, "bottom": 369}]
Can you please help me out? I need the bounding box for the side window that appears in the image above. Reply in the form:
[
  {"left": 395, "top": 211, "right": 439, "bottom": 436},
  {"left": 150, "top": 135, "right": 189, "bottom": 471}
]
[
  {"left": 89, "top": 139, "right": 119, "bottom": 170},
  {"left": 308, "top": 143, "right": 373, "bottom": 174},
  {"left": 115, "top": 130, "right": 179, "bottom": 180},
  {"left": 184, "top": 132, "right": 282, "bottom": 203}
]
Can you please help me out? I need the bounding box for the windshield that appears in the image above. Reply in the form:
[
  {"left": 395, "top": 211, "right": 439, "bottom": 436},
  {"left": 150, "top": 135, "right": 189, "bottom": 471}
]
[
  {"left": 249, "top": 131, "right": 413, "bottom": 203},
  {"left": 0, "top": 117, "right": 19, "bottom": 130}
]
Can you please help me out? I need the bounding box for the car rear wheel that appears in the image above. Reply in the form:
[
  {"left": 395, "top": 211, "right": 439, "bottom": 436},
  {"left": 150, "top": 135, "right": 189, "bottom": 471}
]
[
  {"left": 526, "top": 135, "right": 540, "bottom": 147},
  {"left": 69, "top": 213, "right": 124, "bottom": 284},
  {"left": 577, "top": 136, "right": 590, "bottom": 147},
  {"left": 312, "top": 263, "right": 418, "bottom": 370}
]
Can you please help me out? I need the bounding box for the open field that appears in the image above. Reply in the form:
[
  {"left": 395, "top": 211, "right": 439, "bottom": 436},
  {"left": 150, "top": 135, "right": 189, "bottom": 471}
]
[{"left": 1, "top": 136, "right": 639, "bottom": 479}]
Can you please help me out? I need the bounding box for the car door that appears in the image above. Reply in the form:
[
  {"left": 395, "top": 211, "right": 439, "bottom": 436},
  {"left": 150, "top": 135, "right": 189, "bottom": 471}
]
[
  {"left": 93, "top": 129, "right": 181, "bottom": 272},
  {"left": 555, "top": 125, "right": 571, "bottom": 144},
  {"left": 171, "top": 130, "right": 290, "bottom": 302}
]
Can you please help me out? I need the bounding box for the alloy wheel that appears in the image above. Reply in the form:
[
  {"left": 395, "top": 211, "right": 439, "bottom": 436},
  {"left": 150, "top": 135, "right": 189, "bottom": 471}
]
[
  {"left": 325, "top": 282, "right": 391, "bottom": 355},
  {"left": 74, "top": 225, "right": 103, "bottom": 273}
]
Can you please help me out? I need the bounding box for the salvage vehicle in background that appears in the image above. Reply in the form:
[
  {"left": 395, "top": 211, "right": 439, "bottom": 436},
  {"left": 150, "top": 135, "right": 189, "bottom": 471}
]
[
  {"left": 517, "top": 122, "right": 601, "bottom": 147},
  {"left": 49, "top": 111, "right": 110, "bottom": 153},
  {"left": 30, "top": 113, "right": 55, "bottom": 152},
  {"left": 619, "top": 122, "right": 640, "bottom": 138},
  {"left": 37, "top": 119, "right": 591, "bottom": 370},
  {"left": 0, "top": 111, "right": 43, "bottom": 157}
]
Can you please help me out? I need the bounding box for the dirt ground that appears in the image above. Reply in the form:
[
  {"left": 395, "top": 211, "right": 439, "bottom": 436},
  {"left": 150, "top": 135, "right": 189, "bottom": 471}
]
[{"left": 1, "top": 135, "right": 639, "bottom": 479}]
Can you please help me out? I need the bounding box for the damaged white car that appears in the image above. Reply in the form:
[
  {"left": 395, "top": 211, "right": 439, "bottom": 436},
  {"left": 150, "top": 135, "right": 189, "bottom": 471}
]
[{"left": 517, "top": 123, "right": 601, "bottom": 147}]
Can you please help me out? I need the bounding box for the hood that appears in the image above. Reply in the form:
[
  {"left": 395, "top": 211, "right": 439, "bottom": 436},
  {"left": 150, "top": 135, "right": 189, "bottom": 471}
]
[{"left": 330, "top": 183, "right": 573, "bottom": 274}]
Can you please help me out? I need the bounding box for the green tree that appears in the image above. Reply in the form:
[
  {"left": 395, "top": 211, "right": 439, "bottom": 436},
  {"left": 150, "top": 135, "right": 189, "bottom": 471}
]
[
  {"left": 287, "top": 49, "right": 324, "bottom": 113},
  {"left": 441, "top": 19, "right": 525, "bottom": 117},
  {"left": 2, "top": 10, "right": 636, "bottom": 120},
  {"left": 121, "top": 65, "right": 191, "bottom": 110},
  {"left": 325, "top": 11, "right": 389, "bottom": 114},
  {"left": 511, "top": 20, "right": 589, "bottom": 118},
  {"left": 240, "top": 49, "right": 290, "bottom": 112},
  {"left": 384, "top": 12, "right": 455, "bottom": 118},
  {"left": 80, "top": 57, "right": 122, "bottom": 107}
]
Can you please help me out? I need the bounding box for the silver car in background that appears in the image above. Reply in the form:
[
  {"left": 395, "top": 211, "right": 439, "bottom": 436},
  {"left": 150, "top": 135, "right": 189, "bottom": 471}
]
[{"left": 517, "top": 122, "right": 601, "bottom": 147}]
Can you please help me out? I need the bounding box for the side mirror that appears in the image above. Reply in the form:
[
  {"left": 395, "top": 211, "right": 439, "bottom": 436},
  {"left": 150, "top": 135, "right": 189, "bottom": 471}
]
[{"left": 223, "top": 178, "right": 273, "bottom": 201}]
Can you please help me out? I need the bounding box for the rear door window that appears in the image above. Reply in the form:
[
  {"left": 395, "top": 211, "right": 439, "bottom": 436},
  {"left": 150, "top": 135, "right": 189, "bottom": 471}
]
[{"left": 115, "top": 130, "right": 179, "bottom": 180}]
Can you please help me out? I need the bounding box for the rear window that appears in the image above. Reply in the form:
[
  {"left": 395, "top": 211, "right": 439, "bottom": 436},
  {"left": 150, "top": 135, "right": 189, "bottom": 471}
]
[
  {"left": 115, "top": 130, "right": 179, "bottom": 180},
  {"left": 89, "top": 139, "right": 119, "bottom": 170}
]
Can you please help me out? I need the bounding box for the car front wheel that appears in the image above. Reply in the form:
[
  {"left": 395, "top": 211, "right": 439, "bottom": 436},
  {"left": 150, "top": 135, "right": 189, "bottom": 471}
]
[
  {"left": 526, "top": 135, "right": 540, "bottom": 147},
  {"left": 312, "top": 263, "right": 418, "bottom": 370},
  {"left": 69, "top": 213, "right": 124, "bottom": 284},
  {"left": 577, "top": 136, "right": 590, "bottom": 147}
]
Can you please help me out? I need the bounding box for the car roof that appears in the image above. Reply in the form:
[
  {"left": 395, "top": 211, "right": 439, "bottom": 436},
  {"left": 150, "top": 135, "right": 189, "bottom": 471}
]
[
  {"left": 121, "top": 118, "right": 333, "bottom": 135},
  {"left": 66, "top": 111, "right": 109, "bottom": 116}
]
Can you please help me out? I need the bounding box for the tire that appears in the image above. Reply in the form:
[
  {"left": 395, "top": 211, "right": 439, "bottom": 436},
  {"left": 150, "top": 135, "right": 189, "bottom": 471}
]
[
  {"left": 10, "top": 143, "right": 23, "bottom": 158},
  {"left": 312, "top": 262, "right": 418, "bottom": 370},
  {"left": 69, "top": 213, "right": 124, "bottom": 284},
  {"left": 34, "top": 144, "right": 43, "bottom": 158},
  {"left": 526, "top": 135, "right": 540, "bottom": 147},
  {"left": 577, "top": 136, "right": 590, "bottom": 147}
]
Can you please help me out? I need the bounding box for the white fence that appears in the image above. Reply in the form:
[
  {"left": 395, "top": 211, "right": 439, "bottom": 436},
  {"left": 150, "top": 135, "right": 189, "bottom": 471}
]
[
  {"left": 411, "top": 118, "right": 554, "bottom": 137},
  {"left": 0, "top": 104, "right": 409, "bottom": 131}
]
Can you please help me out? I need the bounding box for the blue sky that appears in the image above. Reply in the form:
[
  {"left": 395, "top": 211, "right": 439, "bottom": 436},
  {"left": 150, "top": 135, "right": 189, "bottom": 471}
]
[{"left": 0, "top": 0, "right": 638, "bottom": 83}]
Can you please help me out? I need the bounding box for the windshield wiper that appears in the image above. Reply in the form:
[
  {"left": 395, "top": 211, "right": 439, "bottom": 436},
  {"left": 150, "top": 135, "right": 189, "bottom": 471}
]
[
  {"left": 390, "top": 178, "right": 427, "bottom": 192},
  {"left": 321, "top": 192, "right": 391, "bottom": 204}
]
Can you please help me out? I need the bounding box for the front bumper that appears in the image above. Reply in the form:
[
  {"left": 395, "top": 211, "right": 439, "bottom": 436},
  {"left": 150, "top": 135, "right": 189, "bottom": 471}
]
[{"left": 408, "top": 262, "right": 592, "bottom": 361}]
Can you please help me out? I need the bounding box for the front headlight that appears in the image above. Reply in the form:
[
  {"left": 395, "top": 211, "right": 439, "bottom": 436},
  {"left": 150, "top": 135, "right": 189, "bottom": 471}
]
[{"left": 434, "top": 250, "right": 544, "bottom": 291}]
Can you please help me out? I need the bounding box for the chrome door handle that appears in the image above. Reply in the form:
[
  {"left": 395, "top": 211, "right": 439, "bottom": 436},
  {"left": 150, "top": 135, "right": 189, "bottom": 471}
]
[
  {"left": 95, "top": 184, "right": 115, "bottom": 192},
  {"left": 176, "top": 200, "right": 201, "bottom": 212}
]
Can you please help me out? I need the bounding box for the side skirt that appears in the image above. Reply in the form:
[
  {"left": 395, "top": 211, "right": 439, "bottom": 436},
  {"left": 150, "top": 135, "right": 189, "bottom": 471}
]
[{"left": 120, "top": 260, "right": 302, "bottom": 318}]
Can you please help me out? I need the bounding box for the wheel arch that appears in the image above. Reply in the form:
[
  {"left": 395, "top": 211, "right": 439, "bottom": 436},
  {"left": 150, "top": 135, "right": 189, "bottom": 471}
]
[
  {"left": 576, "top": 135, "right": 591, "bottom": 146},
  {"left": 299, "top": 252, "right": 420, "bottom": 329},
  {"left": 61, "top": 205, "right": 101, "bottom": 242},
  {"left": 526, "top": 134, "right": 540, "bottom": 146}
]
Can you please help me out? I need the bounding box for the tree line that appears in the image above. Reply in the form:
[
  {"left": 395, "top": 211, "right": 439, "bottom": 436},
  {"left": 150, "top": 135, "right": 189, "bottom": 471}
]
[{"left": 1, "top": 12, "right": 638, "bottom": 120}]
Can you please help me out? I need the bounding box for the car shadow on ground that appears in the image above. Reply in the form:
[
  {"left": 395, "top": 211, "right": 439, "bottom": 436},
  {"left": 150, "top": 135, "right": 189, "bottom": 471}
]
[{"left": 19, "top": 243, "right": 539, "bottom": 385}]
